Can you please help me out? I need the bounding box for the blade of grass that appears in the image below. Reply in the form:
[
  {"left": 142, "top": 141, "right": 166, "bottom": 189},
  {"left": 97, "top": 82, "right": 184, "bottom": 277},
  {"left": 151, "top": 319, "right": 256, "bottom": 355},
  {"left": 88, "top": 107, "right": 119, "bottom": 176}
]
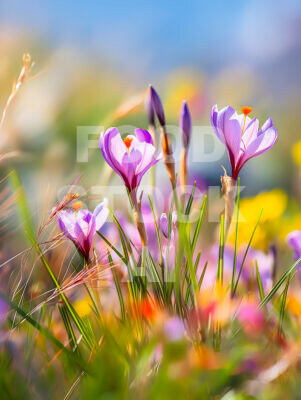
[
  {"left": 28, "top": 232, "right": 94, "bottom": 349},
  {"left": 107, "top": 250, "right": 126, "bottom": 321},
  {"left": 148, "top": 195, "right": 164, "bottom": 268},
  {"left": 71, "top": 262, "right": 100, "bottom": 318},
  {"left": 184, "top": 252, "right": 201, "bottom": 303},
  {"left": 191, "top": 195, "right": 207, "bottom": 254},
  {"left": 259, "top": 258, "right": 301, "bottom": 308},
  {"left": 278, "top": 273, "right": 291, "bottom": 334},
  {"left": 9, "top": 169, "right": 35, "bottom": 238},
  {"left": 198, "top": 261, "right": 208, "bottom": 289},
  {"left": 185, "top": 181, "right": 196, "bottom": 215},
  {"left": 183, "top": 232, "right": 198, "bottom": 305},
  {"left": 232, "top": 209, "right": 263, "bottom": 296},
  {"left": 147, "top": 251, "right": 165, "bottom": 302},
  {"left": 0, "top": 292, "right": 85, "bottom": 369},
  {"left": 255, "top": 260, "right": 267, "bottom": 316},
  {"left": 10, "top": 171, "right": 93, "bottom": 349},
  {"left": 96, "top": 232, "right": 127, "bottom": 263},
  {"left": 59, "top": 305, "right": 79, "bottom": 352},
  {"left": 217, "top": 214, "right": 225, "bottom": 284}
]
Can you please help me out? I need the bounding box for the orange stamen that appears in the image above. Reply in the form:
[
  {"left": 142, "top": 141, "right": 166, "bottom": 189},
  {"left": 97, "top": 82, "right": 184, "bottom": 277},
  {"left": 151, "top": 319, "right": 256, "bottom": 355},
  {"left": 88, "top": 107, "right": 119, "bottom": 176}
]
[
  {"left": 123, "top": 136, "right": 133, "bottom": 151},
  {"left": 72, "top": 201, "right": 82, "bottom": 212},
  {"left": 241, "top": 106, "right": 253, "bottom": 117},
  {"left": 240, "top": 106, "right": 253, "bottom": 136}
]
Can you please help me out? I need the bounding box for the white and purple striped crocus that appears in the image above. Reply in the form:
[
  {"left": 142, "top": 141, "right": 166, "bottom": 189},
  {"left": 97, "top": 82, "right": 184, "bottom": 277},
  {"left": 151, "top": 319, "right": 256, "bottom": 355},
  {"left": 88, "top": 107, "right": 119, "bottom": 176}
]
[
  {"left": 210, "top": 105, "right": 277, "bottom": 180},
  {"left": 99, "top": 128, "right": 162, "bottom": 194},
  {"left": 57, "top": 199, "right": 109, "bottom": 262}
]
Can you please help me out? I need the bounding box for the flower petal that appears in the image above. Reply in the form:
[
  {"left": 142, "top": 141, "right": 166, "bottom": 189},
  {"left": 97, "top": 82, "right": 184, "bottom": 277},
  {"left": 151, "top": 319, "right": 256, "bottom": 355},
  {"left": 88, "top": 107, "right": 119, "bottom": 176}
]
[
  {"left": 217, "top": 106, "right": 242, "bottom": 168},
  {"left": 74, "top": 210, "right": 95, "bottom": 258},
  {"left": 93, "top": 198, "right": 109, "bottom": 232},
  {"left": 238, "top": 126, "right": 277, "bottom": 168},
  {"left": 101, "top": 127, "right": 131, "bottom": 187},
  {"left": 58, "top": 210, "right": 77, "bottom": 241},
  {"left": 121, "top": 147, "right": 142, "bottom": 189},
  {"left": 135, "top": 128, "right": 154, "bottom": 145},
  {"left": 136, "top": 152, "right": 162, "bottom": 187},
  {"left": 210, "top": 104, "right": 223, "bottom": 143},
  {"left": 104, "top": 127, "right": 127, "bottom": 165},
  {"left": 241, "top": 118, "right": 259, "bottom": 148},
  {"left": 287, "top": 230, "right": 301, "bottom": 260},
  {"left": 135, "top": 142, "right": 156, "bottom": 173}
]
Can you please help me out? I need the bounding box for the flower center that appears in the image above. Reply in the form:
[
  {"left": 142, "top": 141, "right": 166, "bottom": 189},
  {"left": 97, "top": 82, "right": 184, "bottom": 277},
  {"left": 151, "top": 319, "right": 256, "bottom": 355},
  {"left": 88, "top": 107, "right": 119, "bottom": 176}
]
[
  {"left": 72, "top": 201, "right": 82, "bottom": 214},
  {"left": 240, "top": 106, "right": 253, "bottom": 136},
  {"left": 123, "top": 136, "right": 133, "bottom": 153}
]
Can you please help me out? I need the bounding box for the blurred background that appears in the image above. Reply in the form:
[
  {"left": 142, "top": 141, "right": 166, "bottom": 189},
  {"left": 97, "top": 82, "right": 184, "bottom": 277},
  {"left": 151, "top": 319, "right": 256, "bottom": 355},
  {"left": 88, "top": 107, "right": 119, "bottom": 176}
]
[{"left": 0, "top": 0, "right": 300, "bottom": 216}]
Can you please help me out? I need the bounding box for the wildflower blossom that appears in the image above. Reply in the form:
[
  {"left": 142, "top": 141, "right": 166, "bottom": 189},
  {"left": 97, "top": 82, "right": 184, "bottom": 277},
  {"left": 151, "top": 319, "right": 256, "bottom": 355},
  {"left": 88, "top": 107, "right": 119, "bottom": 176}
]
[
  {"left": 210, "top": 105, "right": 277, "bottom": 180},
  {"left": 57, "top": 199, "right": 109, "bottom": 261},
  {"left": 99, "top": 127, "right": 162, "bottom": 194}
]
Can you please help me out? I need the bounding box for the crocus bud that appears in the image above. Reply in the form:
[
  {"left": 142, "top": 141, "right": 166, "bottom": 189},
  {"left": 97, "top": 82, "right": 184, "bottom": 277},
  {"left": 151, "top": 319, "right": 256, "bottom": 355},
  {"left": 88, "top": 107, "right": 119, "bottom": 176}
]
[
  {"left": 159, "top": 211, "right": 177, "bottom": 239},
  {"left": 148, "top": 85, "right": 166, "bottom": 127},
  {"left": 159, "top": 213, "right": 169, "bottom": 238},
  {"left": 179, "top": 100, "right": 192, "bottom": 150},
  {"left": 145, "top": 88, "right": 155, "bottom": 126}
]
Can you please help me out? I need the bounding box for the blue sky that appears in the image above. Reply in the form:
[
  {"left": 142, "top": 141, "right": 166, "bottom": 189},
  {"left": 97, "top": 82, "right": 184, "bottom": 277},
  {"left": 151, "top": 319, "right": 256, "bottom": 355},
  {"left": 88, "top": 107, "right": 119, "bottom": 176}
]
[{"left": 0, "top": 0, "right": 300, "bottom": 81}]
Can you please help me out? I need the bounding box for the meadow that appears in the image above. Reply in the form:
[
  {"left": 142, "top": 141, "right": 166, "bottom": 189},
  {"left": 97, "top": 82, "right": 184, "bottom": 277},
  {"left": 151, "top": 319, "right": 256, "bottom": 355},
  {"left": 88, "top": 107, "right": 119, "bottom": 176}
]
[{"left": 0, "top": 50, "right": 301, "bottom": 400}]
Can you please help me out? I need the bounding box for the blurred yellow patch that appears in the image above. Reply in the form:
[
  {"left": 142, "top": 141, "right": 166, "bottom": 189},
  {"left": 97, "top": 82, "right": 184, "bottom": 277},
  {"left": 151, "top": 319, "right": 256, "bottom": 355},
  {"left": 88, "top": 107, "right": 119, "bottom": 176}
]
[
  {"left": 73, "top": 297, "right": 92, "bottom": 317},
  {"left": 197, "top": 283, "right": 234, "bottom": 327},
  {"left": 278, "top": 214, "right": 301, "bottom": 241},
  {"left": 287, "top": 294, "right": 301, "bottom": 318},
  {"left": 164, "top": 71, "right": 204, "bottom": 118},
  {"left": 292, "top": 140, "right": 301, "bottom": 167},
  {"left": 228, "top": 189, "right": 288, "bottom": 249},
  {"left": 190, "top": 345, "right": 222, "bottom": 370}
]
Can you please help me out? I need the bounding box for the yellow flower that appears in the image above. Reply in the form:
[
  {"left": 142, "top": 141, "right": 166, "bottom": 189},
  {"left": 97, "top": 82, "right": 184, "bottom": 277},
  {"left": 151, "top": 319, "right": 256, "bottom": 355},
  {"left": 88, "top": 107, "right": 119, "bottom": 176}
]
[
  {"left": 73, "top": 297, "right": 92, "bottom": 317},
  {"left": 292, "top": 140, "right": 301, "bottom": 167},
  {"left": 228, "top": 189, "right": 288, "bottom": 250}
]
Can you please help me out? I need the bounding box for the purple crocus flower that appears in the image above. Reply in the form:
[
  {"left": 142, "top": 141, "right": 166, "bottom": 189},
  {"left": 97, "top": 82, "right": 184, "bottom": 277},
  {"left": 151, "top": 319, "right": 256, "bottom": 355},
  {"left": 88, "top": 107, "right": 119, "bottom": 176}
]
[
  {"left": 58, "top": 199, "right": 109, "bottom": 261},
  {"left": 210, "top": 105, "right": 277, "bottom": 180},
  {"left": 287, "top": 231, "right": 301, "bottom": 277},
  {"left": 180, "top": 100, "right": 192, "bottom": 150},
  {"left": 99, "top": 127, "right": 162, "bottom": 194},
  {"left": 148, "top": 85, "right": 165, "bottom": 126}
]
